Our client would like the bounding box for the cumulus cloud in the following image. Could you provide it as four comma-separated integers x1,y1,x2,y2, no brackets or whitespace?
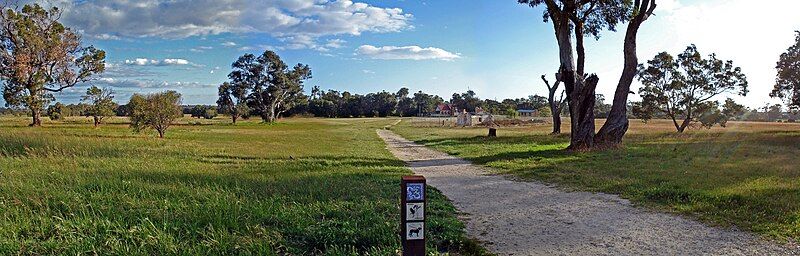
60,0,413,49
355,45,461,61
124,58,194,66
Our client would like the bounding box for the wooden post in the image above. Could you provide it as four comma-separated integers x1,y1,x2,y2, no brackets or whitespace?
401,175,426,256
488,128,497,137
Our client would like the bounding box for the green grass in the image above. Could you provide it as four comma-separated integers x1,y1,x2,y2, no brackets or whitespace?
393,118,800,242
0,116,485,255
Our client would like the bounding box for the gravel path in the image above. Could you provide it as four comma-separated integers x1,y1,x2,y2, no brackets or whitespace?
377,129,798,256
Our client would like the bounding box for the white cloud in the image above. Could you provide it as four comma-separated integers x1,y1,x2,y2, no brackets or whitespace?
61,0,413,49
90,33,121,40
325,39,346,49
91,78,214,89
355,45,461,61
221,41,238,47
124,58,195,66
362,69,375,74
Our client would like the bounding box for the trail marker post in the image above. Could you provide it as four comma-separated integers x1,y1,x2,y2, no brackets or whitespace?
401,175,426,256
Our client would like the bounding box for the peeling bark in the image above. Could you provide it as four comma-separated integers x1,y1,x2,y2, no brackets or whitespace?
568,75,599,150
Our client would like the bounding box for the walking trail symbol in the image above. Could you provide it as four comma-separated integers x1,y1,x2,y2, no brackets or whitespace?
378,126,797,255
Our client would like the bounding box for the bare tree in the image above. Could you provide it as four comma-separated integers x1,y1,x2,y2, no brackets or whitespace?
541,74,566,134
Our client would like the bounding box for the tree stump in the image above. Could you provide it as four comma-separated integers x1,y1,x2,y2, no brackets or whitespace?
488,128,497,137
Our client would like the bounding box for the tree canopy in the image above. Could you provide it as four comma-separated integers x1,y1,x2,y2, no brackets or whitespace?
228,51,310,123
81,86,115,127
771,31,800,110
128,91,183,138
0,4,105,126
635,45,748,132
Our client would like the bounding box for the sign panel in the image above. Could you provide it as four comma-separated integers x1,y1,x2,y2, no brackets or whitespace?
406,183,424,201
401,175,426,256
405,222,424,240
406,203,424,221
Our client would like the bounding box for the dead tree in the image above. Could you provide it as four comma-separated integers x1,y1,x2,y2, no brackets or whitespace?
541,74,566,134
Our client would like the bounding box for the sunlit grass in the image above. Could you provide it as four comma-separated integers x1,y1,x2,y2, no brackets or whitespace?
0,116,484,255
393,118,800,241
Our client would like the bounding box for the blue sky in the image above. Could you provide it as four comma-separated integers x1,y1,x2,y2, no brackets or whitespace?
8,0,800,108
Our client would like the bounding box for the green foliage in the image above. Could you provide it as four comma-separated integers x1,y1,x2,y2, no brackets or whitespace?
517,0,633,39
0,117,484,255
81,86,116,127
128,91,183,138
189,105,218,119
771,31,800,110
636,45,749,132
216,82,249,123
538,106,552,117
413,91,443,116
46,102,64,120
0,4,105,126
229,51,310,123
450,90,482,113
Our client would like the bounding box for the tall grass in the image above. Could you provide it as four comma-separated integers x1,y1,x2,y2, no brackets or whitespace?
0,116,483,255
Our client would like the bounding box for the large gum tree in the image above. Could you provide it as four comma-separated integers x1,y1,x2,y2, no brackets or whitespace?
518,0,656,150
0,4,106,126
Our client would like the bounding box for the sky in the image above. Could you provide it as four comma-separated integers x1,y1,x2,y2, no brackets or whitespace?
4,0,800,108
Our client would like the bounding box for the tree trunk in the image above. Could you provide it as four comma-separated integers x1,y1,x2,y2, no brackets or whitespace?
542,74,562,135
30,109,42,127
677,117,691,133
595,0,656,147
551,109,562,134
232,114,238,124
157,129,165,138
93,116,100,127
574,23,586,77
568,75,598,150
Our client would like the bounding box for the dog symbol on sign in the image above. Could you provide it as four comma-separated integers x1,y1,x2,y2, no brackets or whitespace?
406,222,424,240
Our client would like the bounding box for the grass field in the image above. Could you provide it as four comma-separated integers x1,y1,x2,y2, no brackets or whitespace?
393,118,800,242
0,116,483,255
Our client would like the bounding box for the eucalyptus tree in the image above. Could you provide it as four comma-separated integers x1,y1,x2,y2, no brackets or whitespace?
518,0,657,149
771,31,800,110
81,86,115,127
128,91,183,138
595,0,657,146
635,45,748,133
217,82,249,124
229,51,310,123
0,4,105,126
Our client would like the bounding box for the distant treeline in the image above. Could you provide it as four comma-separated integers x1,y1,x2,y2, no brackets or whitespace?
2,92,796,123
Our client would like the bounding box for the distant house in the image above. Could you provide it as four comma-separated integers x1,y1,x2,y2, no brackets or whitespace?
434,104,454,116
517,109,539,117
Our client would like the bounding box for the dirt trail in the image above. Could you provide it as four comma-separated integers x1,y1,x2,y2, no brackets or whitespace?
377,129,798,256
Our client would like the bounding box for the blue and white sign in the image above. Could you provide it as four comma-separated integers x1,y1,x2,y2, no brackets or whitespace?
406,183,424,201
